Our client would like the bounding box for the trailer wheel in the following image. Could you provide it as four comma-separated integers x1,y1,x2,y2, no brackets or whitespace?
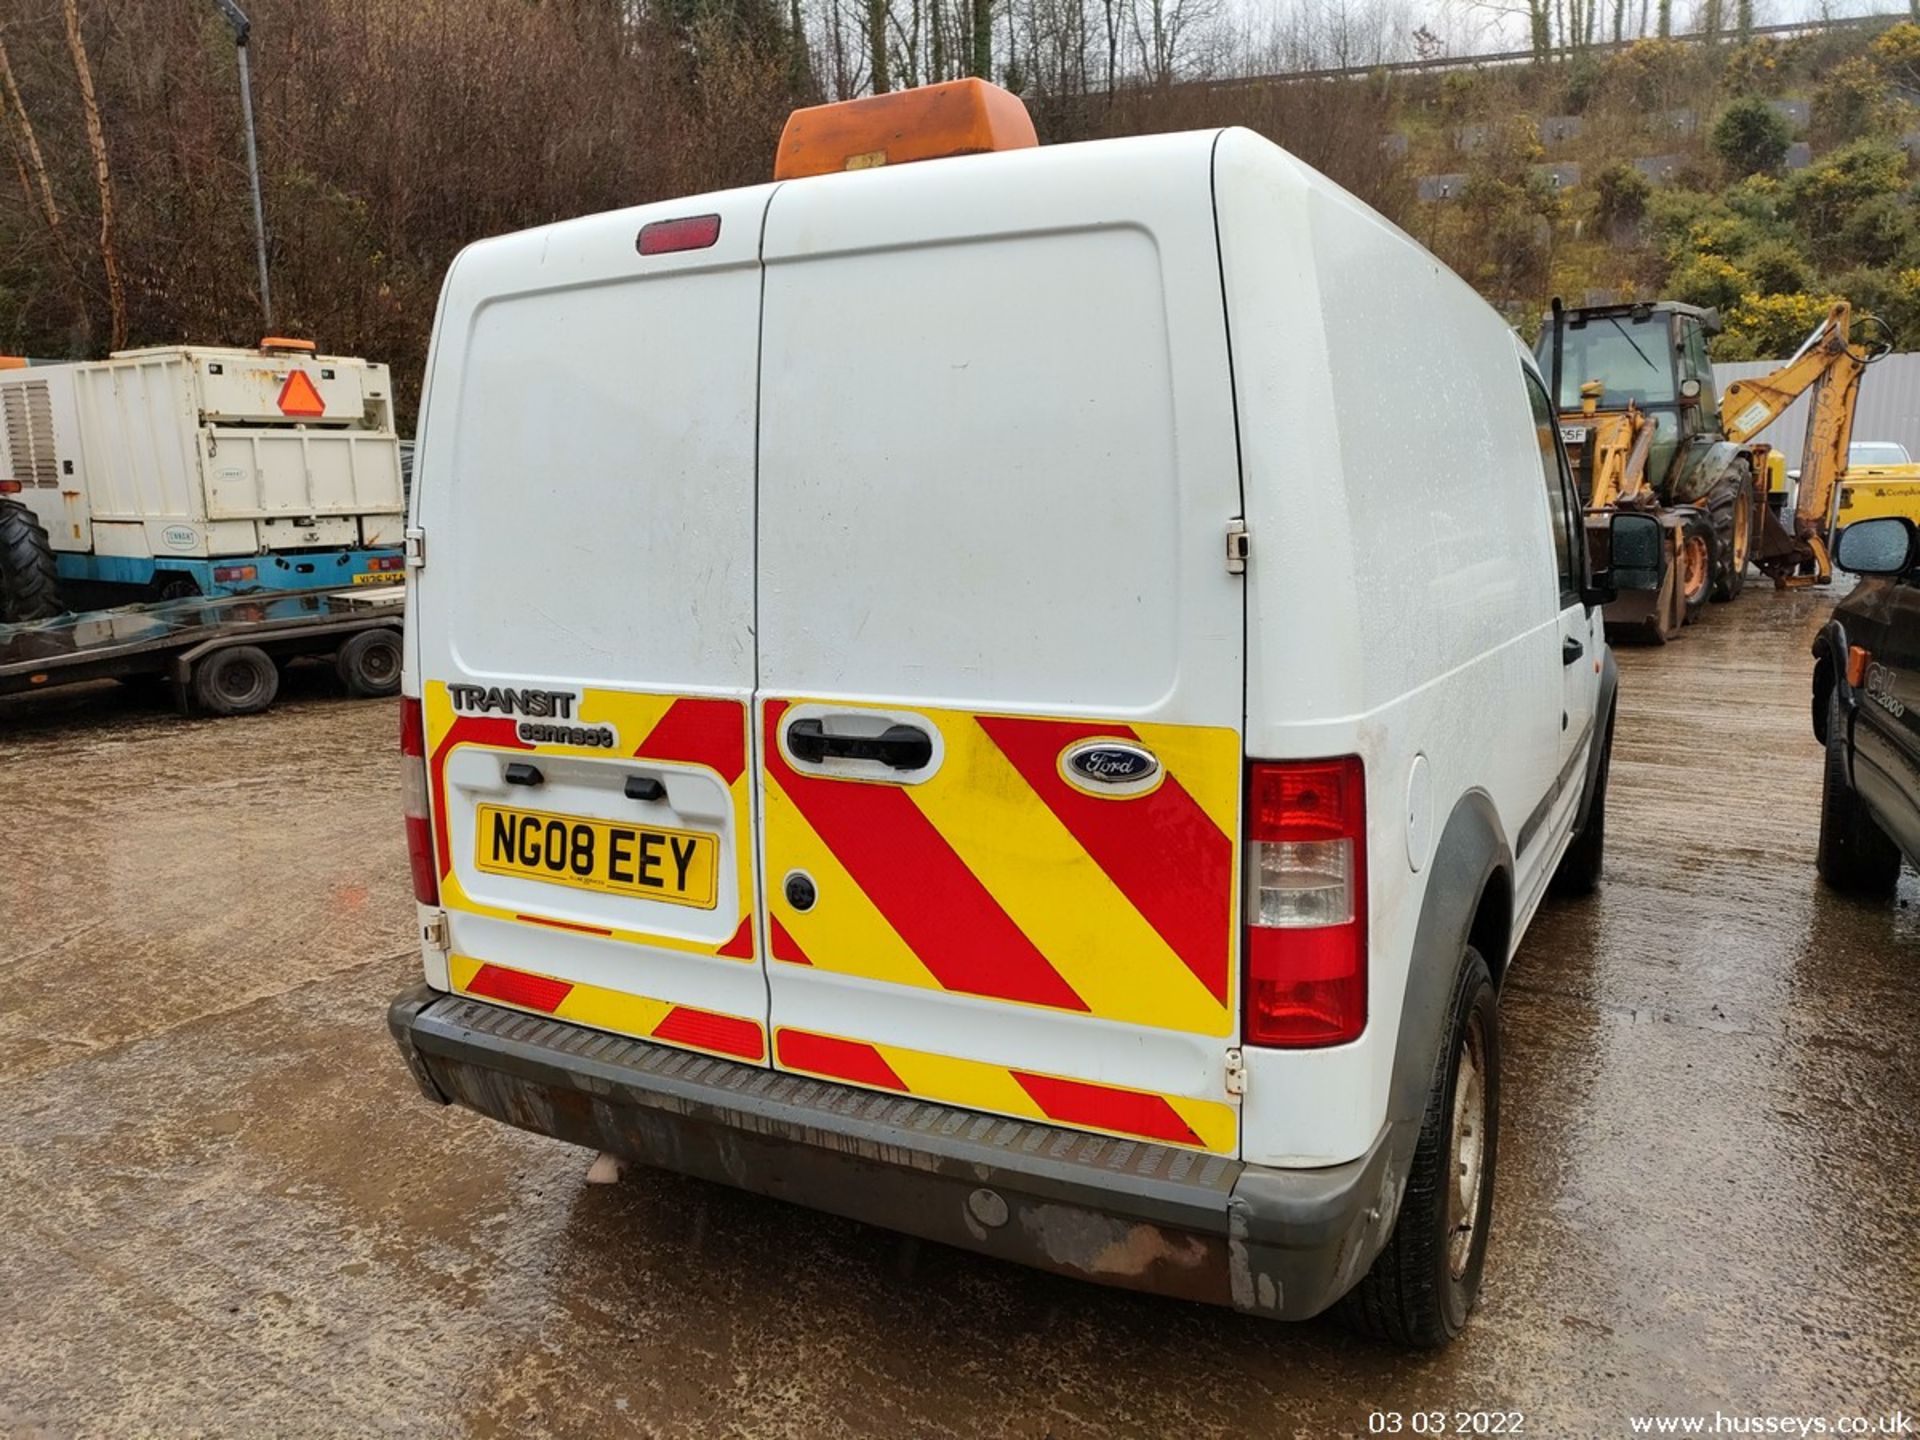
1816,689,1902,896
336,628,402,698
0,497,61,623
192,645,280,716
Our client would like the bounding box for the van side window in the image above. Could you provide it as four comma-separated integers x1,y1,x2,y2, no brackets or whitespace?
1524,371,1581,604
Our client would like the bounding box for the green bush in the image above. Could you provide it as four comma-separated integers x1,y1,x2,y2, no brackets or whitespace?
1723,173,1787,226
1719,291,1841,359
1595,162,1652,230
1743,240,1813,294
1786,140,1912,255
1669,252,1751,310
1811,56,1894,147
1838,192,1919,267
1828,266,1920,346
1712,96,1790,177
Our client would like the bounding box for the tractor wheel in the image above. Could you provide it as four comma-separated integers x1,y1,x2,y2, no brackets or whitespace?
1679,516,1713,624
1710,469,1752,603
0,497,61,623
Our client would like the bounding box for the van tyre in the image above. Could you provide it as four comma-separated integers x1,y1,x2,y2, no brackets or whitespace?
1338,948,1499,1349
1817,689,1901,896
0,497,61,623
192,645,280,716
1550,708,1613,897
336,628,402,698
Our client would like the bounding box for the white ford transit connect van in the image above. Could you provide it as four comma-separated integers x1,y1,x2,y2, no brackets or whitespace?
389,81,1626,1347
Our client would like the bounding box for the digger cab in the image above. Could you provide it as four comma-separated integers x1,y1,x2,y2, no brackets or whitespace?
1538,301,1723,504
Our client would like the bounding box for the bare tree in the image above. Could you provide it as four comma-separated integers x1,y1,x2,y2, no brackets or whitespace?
0,28,59,229
61,0,125,349
868,0,891,90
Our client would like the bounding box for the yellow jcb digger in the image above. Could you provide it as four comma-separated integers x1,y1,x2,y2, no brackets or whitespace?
1538,299,1892,642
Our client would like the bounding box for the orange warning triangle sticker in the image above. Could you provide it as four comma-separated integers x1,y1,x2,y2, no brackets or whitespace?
276,370,327,418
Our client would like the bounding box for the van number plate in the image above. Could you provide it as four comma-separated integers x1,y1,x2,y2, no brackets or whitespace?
475,804,719,909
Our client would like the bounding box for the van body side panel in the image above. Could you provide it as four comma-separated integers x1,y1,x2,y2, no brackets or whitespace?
408,186,779,1064
755,137,1246,1153
1215,130,1562,1167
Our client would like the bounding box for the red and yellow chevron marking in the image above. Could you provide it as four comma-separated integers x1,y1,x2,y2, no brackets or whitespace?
450,955,766,1062
425,682,756,961
774,1026,1236,1152
762,699,1240,1036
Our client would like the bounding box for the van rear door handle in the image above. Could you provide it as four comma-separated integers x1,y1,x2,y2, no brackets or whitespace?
787,718,932,771
1562,636,1585,665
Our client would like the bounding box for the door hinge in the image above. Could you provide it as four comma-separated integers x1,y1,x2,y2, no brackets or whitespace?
1226,519,1249,575
404,526,427,570
421,910,449,951
1224,1046,1247,1098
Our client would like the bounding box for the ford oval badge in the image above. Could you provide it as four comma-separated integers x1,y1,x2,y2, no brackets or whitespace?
1061,740,1161,796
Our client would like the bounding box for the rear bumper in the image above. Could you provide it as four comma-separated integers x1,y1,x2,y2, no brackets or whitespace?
389,984,1404,1322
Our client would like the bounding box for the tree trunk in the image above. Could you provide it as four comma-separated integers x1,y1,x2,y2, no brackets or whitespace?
61,0,126,350
0,31,60,229
1657,0,1671,37
867,0,890,91
970,0,990,79
930,0,945,81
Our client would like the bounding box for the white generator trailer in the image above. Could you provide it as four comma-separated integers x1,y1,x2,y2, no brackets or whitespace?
0,339,406,621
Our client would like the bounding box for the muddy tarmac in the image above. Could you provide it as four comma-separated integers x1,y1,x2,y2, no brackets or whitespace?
1,594,1915,1438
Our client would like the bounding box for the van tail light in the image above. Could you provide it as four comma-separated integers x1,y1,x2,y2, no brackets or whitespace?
401,697,438,905
1244,757,1367,1048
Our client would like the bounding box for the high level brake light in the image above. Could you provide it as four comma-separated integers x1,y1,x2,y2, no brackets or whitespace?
1244,757,1367,1048
402,697,438,905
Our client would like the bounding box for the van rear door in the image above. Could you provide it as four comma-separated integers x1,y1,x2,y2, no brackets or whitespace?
410,187,775,1065
754,138,1247,1153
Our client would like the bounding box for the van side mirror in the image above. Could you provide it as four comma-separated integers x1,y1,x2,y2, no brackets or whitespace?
1833,516,1918,576
1588,510,1664,606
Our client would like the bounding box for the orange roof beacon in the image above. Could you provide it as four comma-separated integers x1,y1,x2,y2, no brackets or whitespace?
773,78,1038,181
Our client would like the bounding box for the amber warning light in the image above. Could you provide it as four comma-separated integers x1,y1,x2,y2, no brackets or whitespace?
774,78,1037,181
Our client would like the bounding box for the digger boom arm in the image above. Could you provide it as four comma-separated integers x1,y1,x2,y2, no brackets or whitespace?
1718,300,1882,587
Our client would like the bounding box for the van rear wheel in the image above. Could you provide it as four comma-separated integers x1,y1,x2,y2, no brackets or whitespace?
192,645,280,716
1337,947,1499,1349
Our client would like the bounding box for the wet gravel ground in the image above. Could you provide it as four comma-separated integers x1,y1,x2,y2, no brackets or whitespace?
1,588,1915,1438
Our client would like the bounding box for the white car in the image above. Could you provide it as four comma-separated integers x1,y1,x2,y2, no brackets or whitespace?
387,80,1624,1348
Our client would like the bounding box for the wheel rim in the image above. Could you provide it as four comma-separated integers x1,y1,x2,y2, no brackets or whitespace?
221,663,264,704
362,643,399,684
1446,1011,1488,1281
1681,533,1710,604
